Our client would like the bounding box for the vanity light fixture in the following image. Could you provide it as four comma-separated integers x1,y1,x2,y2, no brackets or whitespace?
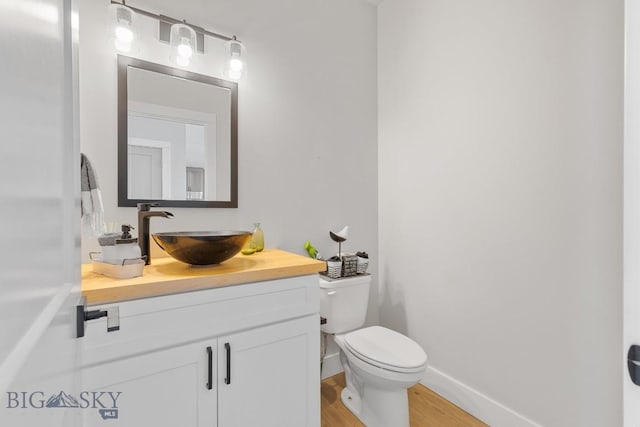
109,0,246,79
170,23,196,67
111,2,135,53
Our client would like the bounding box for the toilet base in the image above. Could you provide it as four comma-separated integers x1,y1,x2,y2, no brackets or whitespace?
342,381,410,427
340,387,362,419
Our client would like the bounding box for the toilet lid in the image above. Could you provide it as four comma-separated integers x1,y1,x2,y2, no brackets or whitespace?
344,326,427,373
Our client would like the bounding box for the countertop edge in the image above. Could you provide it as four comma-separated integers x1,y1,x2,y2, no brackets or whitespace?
82,249,326,305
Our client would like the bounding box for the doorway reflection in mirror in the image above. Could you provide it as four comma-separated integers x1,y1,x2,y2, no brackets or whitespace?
128,113,212,201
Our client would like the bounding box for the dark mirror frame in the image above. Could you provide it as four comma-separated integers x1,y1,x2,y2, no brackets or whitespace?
117,55,238,208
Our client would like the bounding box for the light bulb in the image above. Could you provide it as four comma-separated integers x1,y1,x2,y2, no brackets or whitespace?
115,26,133,43
229,57,243,72
111,4,135,53
170,24,197,67
225,38,246,80
177,42,193,59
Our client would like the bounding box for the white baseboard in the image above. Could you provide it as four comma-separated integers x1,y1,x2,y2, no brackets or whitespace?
321,351,343,380
422,366,543,427
320,353,541,427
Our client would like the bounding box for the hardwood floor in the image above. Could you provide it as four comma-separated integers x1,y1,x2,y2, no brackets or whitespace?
321,373,488,427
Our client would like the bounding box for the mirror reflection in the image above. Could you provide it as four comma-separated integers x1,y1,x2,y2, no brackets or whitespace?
118,56,238,208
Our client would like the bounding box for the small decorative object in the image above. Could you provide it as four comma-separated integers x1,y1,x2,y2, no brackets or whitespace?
304,241,321,259
252,222,264,252
241,240,256,255
329,226,349,256
326,256,342,279
341,254,358,277
356,251,369,274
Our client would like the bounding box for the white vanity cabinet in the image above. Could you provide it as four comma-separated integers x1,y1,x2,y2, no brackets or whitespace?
80,275,320,427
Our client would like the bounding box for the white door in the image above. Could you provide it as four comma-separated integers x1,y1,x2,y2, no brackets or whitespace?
81,341,217,426
625,0,640,425
0,0,82,426
217,317,320,427
128,145,163,199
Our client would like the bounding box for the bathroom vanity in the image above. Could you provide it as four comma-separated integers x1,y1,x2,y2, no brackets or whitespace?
80,249,325,426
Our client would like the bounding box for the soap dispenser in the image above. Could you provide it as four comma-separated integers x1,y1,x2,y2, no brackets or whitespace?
99,224,142,264
117,224,142,260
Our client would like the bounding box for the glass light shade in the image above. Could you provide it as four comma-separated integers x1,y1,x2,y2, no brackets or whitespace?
170,23,197,67
111,4,135,53
225,39,246,80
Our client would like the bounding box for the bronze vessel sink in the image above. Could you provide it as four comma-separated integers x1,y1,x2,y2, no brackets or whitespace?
152,231,252,265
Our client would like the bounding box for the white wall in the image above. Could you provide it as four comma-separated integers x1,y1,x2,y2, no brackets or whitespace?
379,1,622,426
79,0,378,324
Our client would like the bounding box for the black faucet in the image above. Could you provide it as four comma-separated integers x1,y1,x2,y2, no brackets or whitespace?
137,203,173,265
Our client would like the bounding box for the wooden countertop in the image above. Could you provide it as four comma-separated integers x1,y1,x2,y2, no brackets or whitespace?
81,249,326,305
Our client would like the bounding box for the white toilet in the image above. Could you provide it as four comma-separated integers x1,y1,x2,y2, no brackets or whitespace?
319,275,427,427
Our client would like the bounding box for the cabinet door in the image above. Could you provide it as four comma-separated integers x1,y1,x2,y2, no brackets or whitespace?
81,341,217,427
218,316,320,427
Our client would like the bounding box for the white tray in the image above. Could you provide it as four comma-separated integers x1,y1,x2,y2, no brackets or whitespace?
90,254,144,279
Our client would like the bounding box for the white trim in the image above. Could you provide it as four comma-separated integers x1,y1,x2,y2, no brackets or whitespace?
321,355,541,426
0,282,76,395
422,366,542,427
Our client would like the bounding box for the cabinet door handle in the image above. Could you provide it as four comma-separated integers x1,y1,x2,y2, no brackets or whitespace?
206,346,213,390
225,342,231,385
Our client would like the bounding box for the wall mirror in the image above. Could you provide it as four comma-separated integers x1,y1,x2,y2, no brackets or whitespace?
118,55,238,207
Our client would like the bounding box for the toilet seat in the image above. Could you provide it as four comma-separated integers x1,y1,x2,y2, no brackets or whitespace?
343,326,427,374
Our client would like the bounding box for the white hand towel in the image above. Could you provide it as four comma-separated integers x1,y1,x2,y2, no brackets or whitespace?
81,153,105,235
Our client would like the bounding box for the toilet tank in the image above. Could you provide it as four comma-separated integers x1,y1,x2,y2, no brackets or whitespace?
319,274,371,334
